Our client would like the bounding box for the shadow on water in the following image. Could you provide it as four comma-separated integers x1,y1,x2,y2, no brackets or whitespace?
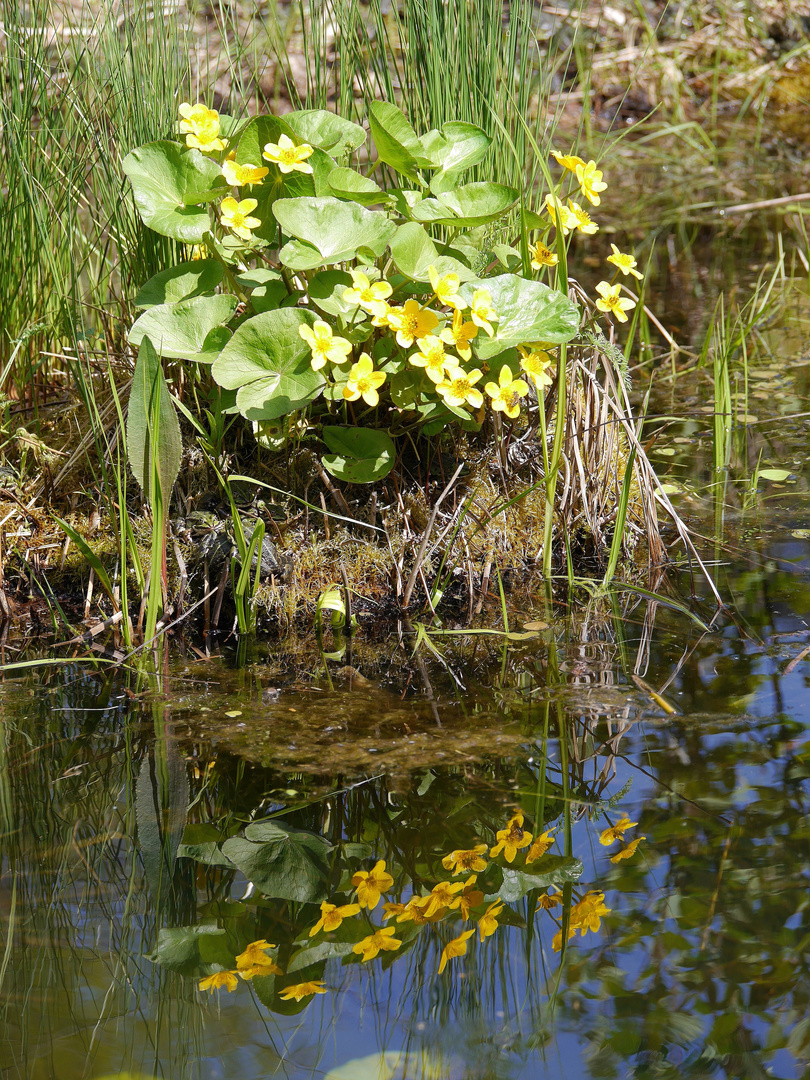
4,125,810,1080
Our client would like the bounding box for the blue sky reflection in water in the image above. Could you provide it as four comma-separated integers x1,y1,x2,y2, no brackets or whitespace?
2,521,810,1080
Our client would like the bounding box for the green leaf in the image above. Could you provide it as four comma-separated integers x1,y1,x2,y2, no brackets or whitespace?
328,167,389,206
497,856,584,903
221,821,331,903
122,142,223,242
459,274,580,359
127,337,183,505
129,294,237,358
428,122,492,194
411,182,518,228
148,925,231,974
135,741,189,912
308,270,355,317
211,308,325,421
368,100,436,177
284,109,366,153
237,268,288,313
389,222,476,282
274,196,397,269
321,426,397,484
134,260,224,308
51,516,116,602
759,468,792,481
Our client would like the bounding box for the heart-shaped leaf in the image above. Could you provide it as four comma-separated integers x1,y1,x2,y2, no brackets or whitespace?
459,274,580,358
428,122,492,194
322,426,396,483
122,142,223,242
369,101,436,178
389,222,476,282
211,307,325,420
328,167,389,206
412,182,518,228
134,259,224,308
274,196,397,268
221,820,331,903
129,294,238,358
284,109,366,153
497,856,584,903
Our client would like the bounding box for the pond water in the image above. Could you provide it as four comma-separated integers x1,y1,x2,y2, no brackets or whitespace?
4,133,810,1080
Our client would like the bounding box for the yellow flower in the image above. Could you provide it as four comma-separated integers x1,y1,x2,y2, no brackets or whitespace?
262,133,314,174
351,858,394,909
552,150,586,173
219,196,261,241
278,980,328,1001
381,901,409,921
371,302,396,328
235,940,276,974
567,199,598,235
490,812,533,863
610,836,646,863
552,926,577,952
599,815,638,846
544,194,576,234
418,880,466,919
529,242,558,269
441,844,488,876
309,900,361,937
571,891,612,933
353,925,402,962
518,345,555,390
387,299,439,348
485,365,529,420
439,308,478,361
299,320,352,370
409,335,448,383
537,892,562,911
178,102,226,153
222,159,269,188
198,970,238,993
525,829,556,865
396,897,439,925
458,875,484,920
575,160,608,206
469,289,498,337
438,928,475,974
342,269,393,317
477,900,504,941
343,353,387,408
436,363,484,410
607,243,643,280
595,281,636,323
428,265,467,310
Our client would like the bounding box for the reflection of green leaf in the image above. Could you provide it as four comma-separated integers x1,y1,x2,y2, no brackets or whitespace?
459,274,580,358
497,856,583,902
122,142,223,241
147,924,230,974
221,820,331,903
322,426,396,484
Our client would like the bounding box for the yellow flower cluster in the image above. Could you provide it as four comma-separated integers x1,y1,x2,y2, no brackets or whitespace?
599,814,646,862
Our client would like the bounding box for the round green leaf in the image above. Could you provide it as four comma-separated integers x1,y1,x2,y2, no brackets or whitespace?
128,294,238,358
122,142,223,242
321,426,396,484
284,109,366,153
328,167,389,206
211,307,325,421
308,270,355,316
389,222,476,282
274,196,397,268
134,260,224,308
460,274,581,359
369,100,436,177
428,121,492,194
221,820,331,903
411,182,518,228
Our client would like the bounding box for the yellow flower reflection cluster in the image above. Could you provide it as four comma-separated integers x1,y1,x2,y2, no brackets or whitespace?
195,806,646,1006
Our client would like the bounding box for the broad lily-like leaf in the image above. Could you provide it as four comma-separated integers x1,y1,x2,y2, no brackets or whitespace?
368,100,437,178
221,819,332,903
129,294,237,359
327,167,389,206
389,222,476,282
411,182,518,228
459,274,580,359
284,109,366,153
274,196,397,270
134,259,224,309
123,141,223,242
321,426,396,484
